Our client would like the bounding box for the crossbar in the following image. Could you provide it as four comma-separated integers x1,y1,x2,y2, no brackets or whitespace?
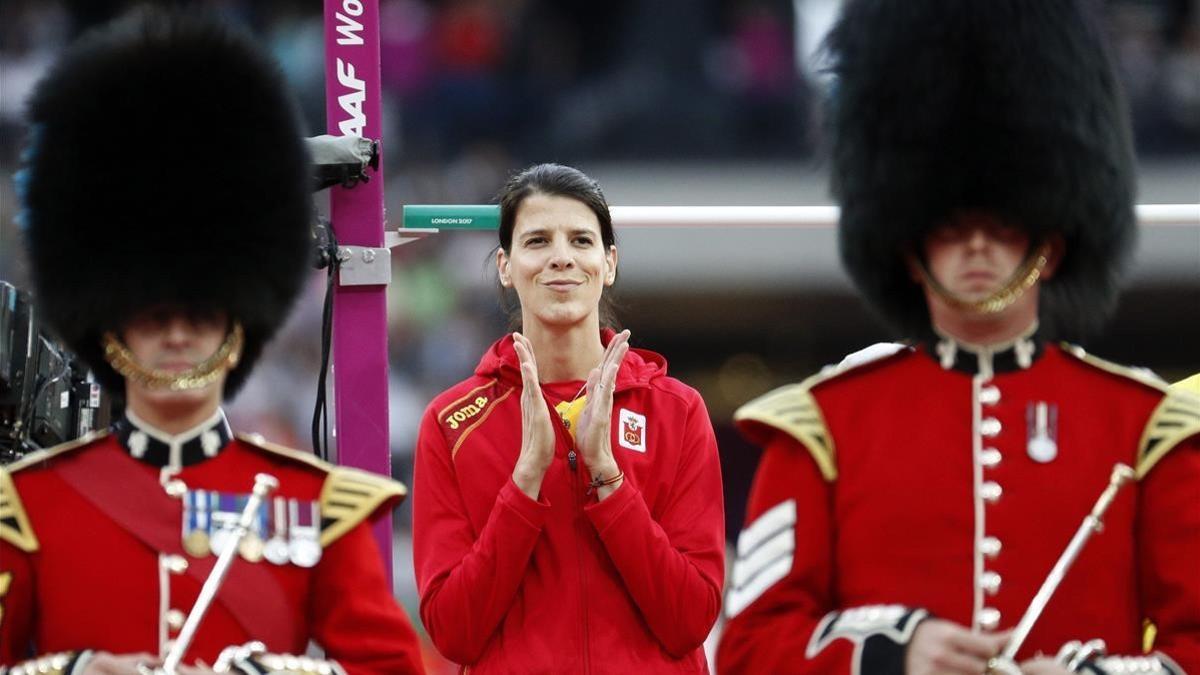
401,204,1199,230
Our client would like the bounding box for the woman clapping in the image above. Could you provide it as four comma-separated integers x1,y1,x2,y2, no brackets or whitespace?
412,164,725,673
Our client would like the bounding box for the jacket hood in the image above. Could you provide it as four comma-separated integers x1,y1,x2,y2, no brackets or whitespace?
475,329,667,391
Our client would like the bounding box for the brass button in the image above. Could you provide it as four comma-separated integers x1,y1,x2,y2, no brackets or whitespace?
981,448,1002,468
978,607,1001,631
981,571,1002,595
166,608,186,630
980,418,1002,437
979,386,1001,405
981,482,1003,503
981,536,1002,558
164,480,188,498
164,555,189,574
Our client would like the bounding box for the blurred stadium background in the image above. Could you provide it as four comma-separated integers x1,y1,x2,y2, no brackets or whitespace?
1,0,1197,670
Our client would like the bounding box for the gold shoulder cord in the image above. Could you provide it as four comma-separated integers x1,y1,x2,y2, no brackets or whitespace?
102,322,243,391
920,243,1051,315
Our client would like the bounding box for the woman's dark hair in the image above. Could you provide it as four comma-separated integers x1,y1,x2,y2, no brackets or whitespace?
495,163,620,330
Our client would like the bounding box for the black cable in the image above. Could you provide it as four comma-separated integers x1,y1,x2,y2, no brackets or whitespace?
311,218,338,461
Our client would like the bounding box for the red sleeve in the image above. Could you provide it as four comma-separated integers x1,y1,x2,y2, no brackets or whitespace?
717,432,925,674
309,520,425,675
0,539,35,664
411,406,549,665
716,432,848,673
583,391,725,657
1137,436,1200,672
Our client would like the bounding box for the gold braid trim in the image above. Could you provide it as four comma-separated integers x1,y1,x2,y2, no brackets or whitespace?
319,467,407,547
920,243,1050,315
0,468,39,553
733,346,909,482
217,642,347,674
102,322,243,391
735,382,838,481
1059,347,1198,479
7,651,78,675
0,571,11,629
1135,389,1200,479
2,432,109,553
234,434,407,547
1171,372,1200,396
251,653,348,675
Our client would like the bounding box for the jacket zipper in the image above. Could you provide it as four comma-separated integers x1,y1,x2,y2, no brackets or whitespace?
557,415,590,675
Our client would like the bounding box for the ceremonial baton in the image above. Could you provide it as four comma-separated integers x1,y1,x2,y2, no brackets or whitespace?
987,463,1136,674
160,473,279,675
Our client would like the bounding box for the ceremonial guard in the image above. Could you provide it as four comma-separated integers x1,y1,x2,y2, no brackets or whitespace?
0,10,424,674
717,1,1200,674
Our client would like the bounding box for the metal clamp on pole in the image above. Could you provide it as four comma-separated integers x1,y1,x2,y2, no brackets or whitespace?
337,204,499,284
336,245,392,286
334,228,440,286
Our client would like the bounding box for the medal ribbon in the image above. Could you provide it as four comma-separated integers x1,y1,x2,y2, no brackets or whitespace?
52,442,299,648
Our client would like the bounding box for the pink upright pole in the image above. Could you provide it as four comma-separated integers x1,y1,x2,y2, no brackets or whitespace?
323,0,393,580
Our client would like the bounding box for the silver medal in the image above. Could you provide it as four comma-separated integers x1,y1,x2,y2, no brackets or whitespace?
1026,401,1058,463
209,492,239,556
287,498,322,568
263,496,291,565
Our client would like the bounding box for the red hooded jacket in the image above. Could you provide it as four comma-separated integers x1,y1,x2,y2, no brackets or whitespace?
413,332,725,673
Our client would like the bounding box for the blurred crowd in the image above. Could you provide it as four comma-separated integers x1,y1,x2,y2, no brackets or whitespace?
1,1,1198,666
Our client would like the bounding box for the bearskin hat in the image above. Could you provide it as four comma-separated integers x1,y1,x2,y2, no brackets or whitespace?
826,0,1137,340
19,8,312,397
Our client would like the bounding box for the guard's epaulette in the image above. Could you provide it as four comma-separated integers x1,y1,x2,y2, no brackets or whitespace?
237,433,407,547
734,345,911,482
1172,372,1200,397
318,466,407,547
1135,388,1200,479
1061,346,1200,478
1,430,110,553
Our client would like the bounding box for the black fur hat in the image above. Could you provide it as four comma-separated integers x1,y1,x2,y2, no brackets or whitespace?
19,8,312,397
825,0,1137,340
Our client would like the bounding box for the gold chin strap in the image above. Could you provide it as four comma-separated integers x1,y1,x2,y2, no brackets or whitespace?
920,243,1051,315
102,322,244,392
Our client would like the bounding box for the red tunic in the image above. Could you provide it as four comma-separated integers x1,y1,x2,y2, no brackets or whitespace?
717,340,1200,674
0,429,425,674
